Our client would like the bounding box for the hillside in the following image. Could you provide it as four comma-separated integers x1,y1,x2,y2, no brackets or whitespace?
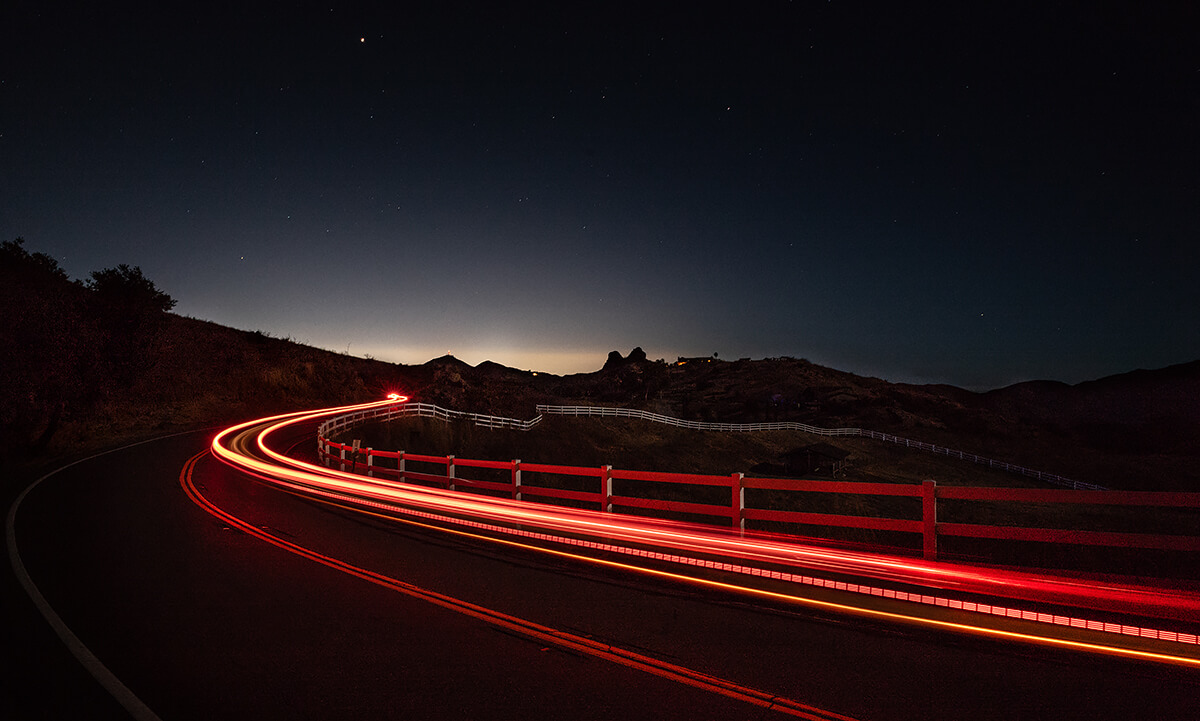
3,237,1197,491
4,310,1196,493
5,316,1199,493
518,351,1200,491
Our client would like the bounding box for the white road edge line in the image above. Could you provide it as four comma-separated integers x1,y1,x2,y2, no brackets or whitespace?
6,429,210,721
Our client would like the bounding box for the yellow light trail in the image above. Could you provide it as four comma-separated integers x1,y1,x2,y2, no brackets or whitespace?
182,451,859,720
209,398,1200,669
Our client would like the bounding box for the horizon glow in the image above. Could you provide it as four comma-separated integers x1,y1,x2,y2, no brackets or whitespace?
5,4,1197,391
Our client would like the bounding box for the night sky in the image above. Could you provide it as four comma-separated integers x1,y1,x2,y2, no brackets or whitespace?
4,2,1198,389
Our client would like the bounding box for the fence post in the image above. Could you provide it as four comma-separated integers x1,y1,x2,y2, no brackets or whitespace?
366,450,374,478
398,451,405,482
602,465,612,512
447,455,455,491
339,446,346,472
512,460,522,501
732,472,745,533
922,480,938,560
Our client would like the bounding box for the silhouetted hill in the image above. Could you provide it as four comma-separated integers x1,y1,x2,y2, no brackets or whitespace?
8,237,1194,492
422,354,474,371
513,352,1198,491
4,282,1197,491
986,361,1200,432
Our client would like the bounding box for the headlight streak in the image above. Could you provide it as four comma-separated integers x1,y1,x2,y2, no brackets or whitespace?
244,472,1200,671
256,409,1200,623
211,400,1200,667
183,451,859,720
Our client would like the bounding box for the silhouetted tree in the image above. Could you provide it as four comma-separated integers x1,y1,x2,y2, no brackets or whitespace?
86,264,176,313
0,242,180,457
0,238,96,454
86,264,177,388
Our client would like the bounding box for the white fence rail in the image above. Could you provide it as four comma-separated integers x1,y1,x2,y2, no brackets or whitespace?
317,402,540,442
317,402,1102,491
535,405,1104,491
536,404,861,435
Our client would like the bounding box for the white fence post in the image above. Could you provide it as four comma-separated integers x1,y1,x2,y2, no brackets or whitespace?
512,460,522,501
398,451,405,482
367,450,374,478
447,455,455,491
602,465,612,512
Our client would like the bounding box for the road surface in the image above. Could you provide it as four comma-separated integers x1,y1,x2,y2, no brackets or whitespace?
7,411,1199,719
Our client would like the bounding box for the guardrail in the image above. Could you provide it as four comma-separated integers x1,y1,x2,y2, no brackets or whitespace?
316,404,1199,564
317,401,541,441
537,405,1105,490
539,404,863,435
321,402,1101,489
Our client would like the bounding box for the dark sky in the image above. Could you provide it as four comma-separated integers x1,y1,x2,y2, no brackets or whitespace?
4,2,1198,389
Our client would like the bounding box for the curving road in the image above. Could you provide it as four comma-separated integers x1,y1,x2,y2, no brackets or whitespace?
7,403,1200,720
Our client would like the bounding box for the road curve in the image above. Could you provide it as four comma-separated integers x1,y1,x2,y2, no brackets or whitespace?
220,400,1200,649
6,403,1200,720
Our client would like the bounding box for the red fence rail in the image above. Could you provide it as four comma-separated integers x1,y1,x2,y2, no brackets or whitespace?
317,438,1200,562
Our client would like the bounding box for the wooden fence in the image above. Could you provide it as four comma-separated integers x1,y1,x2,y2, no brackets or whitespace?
317,434,1200,563
319,402,1103,489
536,405,1104,490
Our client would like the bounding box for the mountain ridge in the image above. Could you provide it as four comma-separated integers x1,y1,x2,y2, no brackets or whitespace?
4,305,1197,492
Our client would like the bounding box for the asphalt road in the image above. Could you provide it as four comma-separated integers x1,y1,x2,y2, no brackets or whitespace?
7,426,1199,720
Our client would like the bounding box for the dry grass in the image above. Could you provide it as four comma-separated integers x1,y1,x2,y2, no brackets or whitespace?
9,305,1196,580
337,415,1200,580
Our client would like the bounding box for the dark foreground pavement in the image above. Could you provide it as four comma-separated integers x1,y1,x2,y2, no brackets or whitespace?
6,428,1199,720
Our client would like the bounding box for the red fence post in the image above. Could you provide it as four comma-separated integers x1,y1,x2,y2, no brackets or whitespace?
732,473,744,532
922,480,938,560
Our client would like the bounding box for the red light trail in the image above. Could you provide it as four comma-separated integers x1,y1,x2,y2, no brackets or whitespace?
209,398,1200,669
182,449,859,720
